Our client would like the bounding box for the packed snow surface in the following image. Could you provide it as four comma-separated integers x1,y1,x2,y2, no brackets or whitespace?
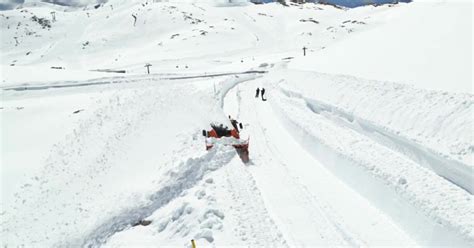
1,0,473,247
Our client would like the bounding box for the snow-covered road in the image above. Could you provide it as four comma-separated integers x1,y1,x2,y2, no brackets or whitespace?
222,72,473,247
223,80,415,246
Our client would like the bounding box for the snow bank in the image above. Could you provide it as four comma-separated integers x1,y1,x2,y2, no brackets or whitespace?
0,73,242,246
271,88,474,246
263,68,474,245
106,153,288,247
273,69,473,177
80,144,236,247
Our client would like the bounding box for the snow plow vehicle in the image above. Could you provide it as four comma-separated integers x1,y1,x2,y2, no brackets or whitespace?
202,120,249,163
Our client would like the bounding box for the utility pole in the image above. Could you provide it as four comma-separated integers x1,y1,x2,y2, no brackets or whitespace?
303,46,307,56
145,63,152,74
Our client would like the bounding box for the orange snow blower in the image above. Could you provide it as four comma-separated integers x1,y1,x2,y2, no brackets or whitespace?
202,122,249,163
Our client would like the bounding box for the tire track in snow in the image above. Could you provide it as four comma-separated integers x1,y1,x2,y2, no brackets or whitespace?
249,92,365,247
217,76,290,246
224,161,288,247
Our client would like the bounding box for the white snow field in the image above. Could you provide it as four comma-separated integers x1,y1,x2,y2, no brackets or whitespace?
1,0,473,247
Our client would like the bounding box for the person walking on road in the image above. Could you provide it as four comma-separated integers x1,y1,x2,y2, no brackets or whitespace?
255,88,260,98
261,88,266,101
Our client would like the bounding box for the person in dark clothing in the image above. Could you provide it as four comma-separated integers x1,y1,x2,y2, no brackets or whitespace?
211,123,230,137
132,14,137,26
261,88,266,101
229,115,239,132
255,88,260,98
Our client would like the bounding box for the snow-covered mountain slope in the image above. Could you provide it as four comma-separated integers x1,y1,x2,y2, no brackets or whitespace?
0,0,379,85
1,0,472,247
290,0,473,92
